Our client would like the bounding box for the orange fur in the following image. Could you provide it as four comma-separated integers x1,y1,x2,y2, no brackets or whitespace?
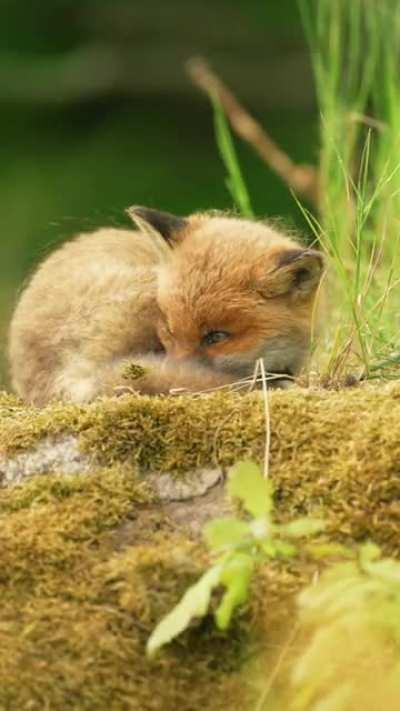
8,209,324,405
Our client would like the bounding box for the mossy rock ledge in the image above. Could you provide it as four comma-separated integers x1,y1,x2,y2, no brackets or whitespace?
1,384,400,710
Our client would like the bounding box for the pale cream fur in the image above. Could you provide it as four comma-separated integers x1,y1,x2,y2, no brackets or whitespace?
8,211,324,405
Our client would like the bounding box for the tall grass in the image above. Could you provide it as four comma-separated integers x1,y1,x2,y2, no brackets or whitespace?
298,0,400,381
213,0,400,383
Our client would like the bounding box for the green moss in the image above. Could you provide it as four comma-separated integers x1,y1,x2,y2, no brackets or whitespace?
0,390,266,470
122,362,148,381
3,384,400,553
3,382,400,557
0,465,255,710
2,384,400,707
0,391,24,416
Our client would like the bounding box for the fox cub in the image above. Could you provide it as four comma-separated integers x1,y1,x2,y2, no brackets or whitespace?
8,208,324,406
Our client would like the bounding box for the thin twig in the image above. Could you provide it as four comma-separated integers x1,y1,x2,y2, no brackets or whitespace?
169,371,294,397
348,112,387,133
310,268,327,349
248,359,261,392
254,623,300,711
186,56,320,209
258,358,271,479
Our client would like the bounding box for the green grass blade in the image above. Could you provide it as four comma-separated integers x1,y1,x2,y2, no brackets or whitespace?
212,95,254,218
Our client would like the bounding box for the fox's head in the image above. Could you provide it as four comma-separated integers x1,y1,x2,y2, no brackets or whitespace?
128,207,324,383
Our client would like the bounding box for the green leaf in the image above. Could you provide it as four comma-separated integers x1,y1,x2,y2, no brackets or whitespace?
260,539,280,558
227,460,274,518
146,564,222,658
271,539,298,558
204,517,250,551
215,554,254,630
279,517,326,539
363,557,400,584
305,542,354,560
259,538,297,559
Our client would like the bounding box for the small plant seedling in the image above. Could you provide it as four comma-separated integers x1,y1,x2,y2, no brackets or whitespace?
146,460,325,657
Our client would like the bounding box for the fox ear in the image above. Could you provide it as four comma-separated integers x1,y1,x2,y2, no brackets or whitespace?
259,249,324,298
126,206,188,243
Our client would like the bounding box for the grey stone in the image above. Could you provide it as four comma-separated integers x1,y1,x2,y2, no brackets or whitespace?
0,435,91,486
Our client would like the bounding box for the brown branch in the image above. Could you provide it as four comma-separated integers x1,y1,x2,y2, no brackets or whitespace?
186,56,320,210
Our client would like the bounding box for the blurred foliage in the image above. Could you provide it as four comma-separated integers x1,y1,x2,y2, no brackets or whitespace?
0,0,317,387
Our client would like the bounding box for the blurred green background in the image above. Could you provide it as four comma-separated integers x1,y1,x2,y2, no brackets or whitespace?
0,0,318,388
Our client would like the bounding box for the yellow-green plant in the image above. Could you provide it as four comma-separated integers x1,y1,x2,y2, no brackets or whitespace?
276,543,400,710
147,461,325,657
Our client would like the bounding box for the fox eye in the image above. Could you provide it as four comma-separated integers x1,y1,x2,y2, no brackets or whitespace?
202,330,231,346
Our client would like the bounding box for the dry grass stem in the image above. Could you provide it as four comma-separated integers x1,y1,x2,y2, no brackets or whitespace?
169,372,294,398
258,358,271,480
254,623,300,711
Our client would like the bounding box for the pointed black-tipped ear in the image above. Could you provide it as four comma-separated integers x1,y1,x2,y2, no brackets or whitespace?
126,206,188,243
260,249,324,298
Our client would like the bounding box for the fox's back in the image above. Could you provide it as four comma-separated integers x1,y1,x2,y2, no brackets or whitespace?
8,227,162,403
